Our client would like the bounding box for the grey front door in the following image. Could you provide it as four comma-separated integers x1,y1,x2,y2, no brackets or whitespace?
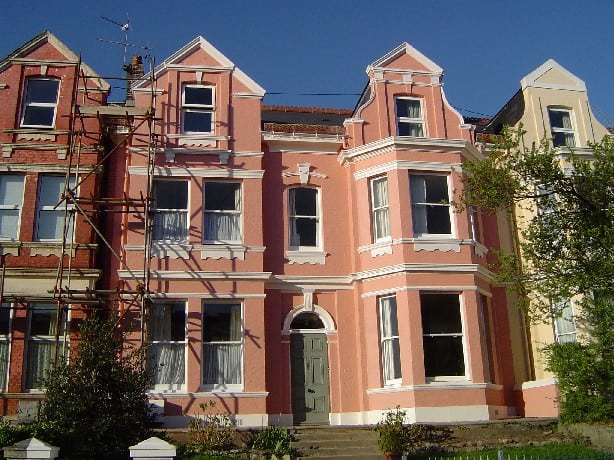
290,333,330,424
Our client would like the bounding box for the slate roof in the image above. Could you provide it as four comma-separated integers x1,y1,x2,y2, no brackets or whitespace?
261,105,351,135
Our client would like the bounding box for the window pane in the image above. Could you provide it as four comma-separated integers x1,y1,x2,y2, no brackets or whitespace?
426,206,452,234
421,294,461,334
155,181,188,209
37,210,65,240
396,99,421,118
292,188,317,216
25,79,59,104
0,176,24,205
290,312,324,329
147,342,185,385
423,336,465,377
0,303,10,335
184,86,213,106
382,338,402,381
30,304,62,336
398,122,424,137
149,303,185,341
424,176,449,203
38,176,67,207
203,304,241,342
0,211,19,239
153,211,188,241
294,218,317,246
183,111,212,133
205,182,240,211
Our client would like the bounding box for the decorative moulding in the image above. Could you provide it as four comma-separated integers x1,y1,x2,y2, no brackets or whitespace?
200,244,246,260
357,240,393,257
17,131,56,142
474,242,488,257
28,242,76,257
128,165,264,179
414,238,461,252
0,241,20,256
286,250,327,265
151,242,192,259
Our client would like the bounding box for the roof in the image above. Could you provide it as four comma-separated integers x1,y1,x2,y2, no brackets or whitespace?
0,30,109,92
261,105,350,136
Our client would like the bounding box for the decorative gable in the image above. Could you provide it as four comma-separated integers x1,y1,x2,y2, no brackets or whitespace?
520,59,587,92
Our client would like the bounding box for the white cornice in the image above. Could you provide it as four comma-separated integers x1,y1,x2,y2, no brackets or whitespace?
165,64,233,72
127,166,264,179
0,163,98,174
361,285,483,298
352,263,493,281
339,136,481,165
353,160,460,180
267,275,353,291
366,42,443,75
150,292,267,299
118,270,271,281
520,58,586,92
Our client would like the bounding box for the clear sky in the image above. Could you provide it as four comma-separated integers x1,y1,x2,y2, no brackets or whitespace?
1,0,613,123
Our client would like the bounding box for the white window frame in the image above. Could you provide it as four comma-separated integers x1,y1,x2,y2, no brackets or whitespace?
548,107,576,148
395,97,425,137
202,302,243,391
553,299,577,343
24,303,69,390
147,301,187,391
370,176,391,243
0,175,25,241
35,175,76,242
410,174,453,237
203,181,242,244
181,84,215,134
378,295,402,386
152,179,189,242
288,187,321,250
420,293,467,381
20,77,61,128
0,303,12,390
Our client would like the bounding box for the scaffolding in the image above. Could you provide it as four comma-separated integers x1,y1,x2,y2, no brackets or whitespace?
0,54,161,371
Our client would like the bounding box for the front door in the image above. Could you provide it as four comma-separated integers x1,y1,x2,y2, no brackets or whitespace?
290,333,330,424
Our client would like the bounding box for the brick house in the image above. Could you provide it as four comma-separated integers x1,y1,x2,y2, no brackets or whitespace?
0,31,109,416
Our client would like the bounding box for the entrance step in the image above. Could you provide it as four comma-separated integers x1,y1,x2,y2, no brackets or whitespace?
291,426,382,459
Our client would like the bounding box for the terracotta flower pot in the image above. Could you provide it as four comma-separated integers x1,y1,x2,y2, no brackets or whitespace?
384,452,402,460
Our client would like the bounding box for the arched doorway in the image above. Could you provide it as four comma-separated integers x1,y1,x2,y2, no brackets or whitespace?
289,312,330,424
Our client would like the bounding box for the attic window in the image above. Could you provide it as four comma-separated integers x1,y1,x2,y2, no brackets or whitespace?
395,97,424,137
20,78,60,128
182,85,214,133
548,108,575,147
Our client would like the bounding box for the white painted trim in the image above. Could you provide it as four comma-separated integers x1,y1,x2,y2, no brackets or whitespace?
0,163,96,174
118,270,271,281
353,263,494,281
282,304,336,333
267,275,353,291
361,285,485,299
353,160,460,180
150,242,192,259
520,59,586,92
366,42,443,74
517,378,558,391
201,244,246,260
149,292,266,299
150,390,268,398
286,250,327,265
127,166,264,179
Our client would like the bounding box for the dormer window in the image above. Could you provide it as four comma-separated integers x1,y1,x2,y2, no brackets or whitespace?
20,78,60,128
182,84,214,133
395,97,424,137
548,108,575,147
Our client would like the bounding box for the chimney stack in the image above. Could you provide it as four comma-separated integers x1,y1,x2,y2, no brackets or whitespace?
124,55,144,106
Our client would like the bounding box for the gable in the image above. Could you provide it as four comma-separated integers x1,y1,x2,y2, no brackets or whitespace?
520,59,586,92
133,36,265,97
367,42,443,74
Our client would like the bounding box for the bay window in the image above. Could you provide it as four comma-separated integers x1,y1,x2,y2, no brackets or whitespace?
410,174,452,236
371,176,391,242
378,296,402,385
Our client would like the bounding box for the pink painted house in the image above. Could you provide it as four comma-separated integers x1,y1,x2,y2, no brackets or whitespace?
104,37,531,427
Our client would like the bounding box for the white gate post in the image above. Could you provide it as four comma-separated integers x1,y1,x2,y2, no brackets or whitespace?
129,436,176,460
3,437,59,460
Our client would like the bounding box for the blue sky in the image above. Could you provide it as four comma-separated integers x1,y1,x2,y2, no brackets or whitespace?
1,0,613,123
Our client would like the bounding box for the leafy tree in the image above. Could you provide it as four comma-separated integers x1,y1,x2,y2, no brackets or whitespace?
457,126,614,422
39,315,155,459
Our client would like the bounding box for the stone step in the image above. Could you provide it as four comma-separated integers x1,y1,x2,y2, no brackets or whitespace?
291,426,382,459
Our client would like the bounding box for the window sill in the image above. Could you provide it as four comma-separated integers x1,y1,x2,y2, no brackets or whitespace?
0,240,20,256
166,133,230,149
286,250,327,265
413,236,460,252
150,384,186,392
200,384,244,393
151,242,192,259
200,244,246,260
26,242,80,257
357,239,393,257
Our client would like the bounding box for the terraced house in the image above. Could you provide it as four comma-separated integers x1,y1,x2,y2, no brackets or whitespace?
0,30,606,427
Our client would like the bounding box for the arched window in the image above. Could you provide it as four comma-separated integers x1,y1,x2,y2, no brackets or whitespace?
290,312,325,330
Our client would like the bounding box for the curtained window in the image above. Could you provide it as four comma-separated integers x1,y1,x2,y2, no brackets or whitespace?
25,303,68,390
421,293,465,379
370,177,391,242
182,85,214,133
378,296,402,385
153,180,189,242
202,303,242,387
395,98,425,137
553,299,577,343
410,174,452,236
0,175,25,240
147,302,186,388
289,187,319,248
0,303,11,390
35,175,76,241
548,108,575,147
203,182,242,243
20,78,60,128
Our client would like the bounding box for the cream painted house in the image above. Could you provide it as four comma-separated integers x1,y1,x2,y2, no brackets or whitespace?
480,59,609,417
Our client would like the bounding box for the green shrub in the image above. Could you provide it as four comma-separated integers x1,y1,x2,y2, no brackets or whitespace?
187,401,235,452
250,426,293,458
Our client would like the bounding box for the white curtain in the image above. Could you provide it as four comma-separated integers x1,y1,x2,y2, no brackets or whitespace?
372,178,390,240
410,176,428,234
203,305,242,385
25,339,65,389
147,343,185,385
153,211,187,241
204,213,241,241
380,297,401,382
554,300,576,343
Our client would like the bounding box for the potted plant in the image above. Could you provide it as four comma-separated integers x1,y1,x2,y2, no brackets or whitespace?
374,406,407,460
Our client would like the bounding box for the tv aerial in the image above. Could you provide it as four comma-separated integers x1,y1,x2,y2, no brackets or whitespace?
98,14,151,65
